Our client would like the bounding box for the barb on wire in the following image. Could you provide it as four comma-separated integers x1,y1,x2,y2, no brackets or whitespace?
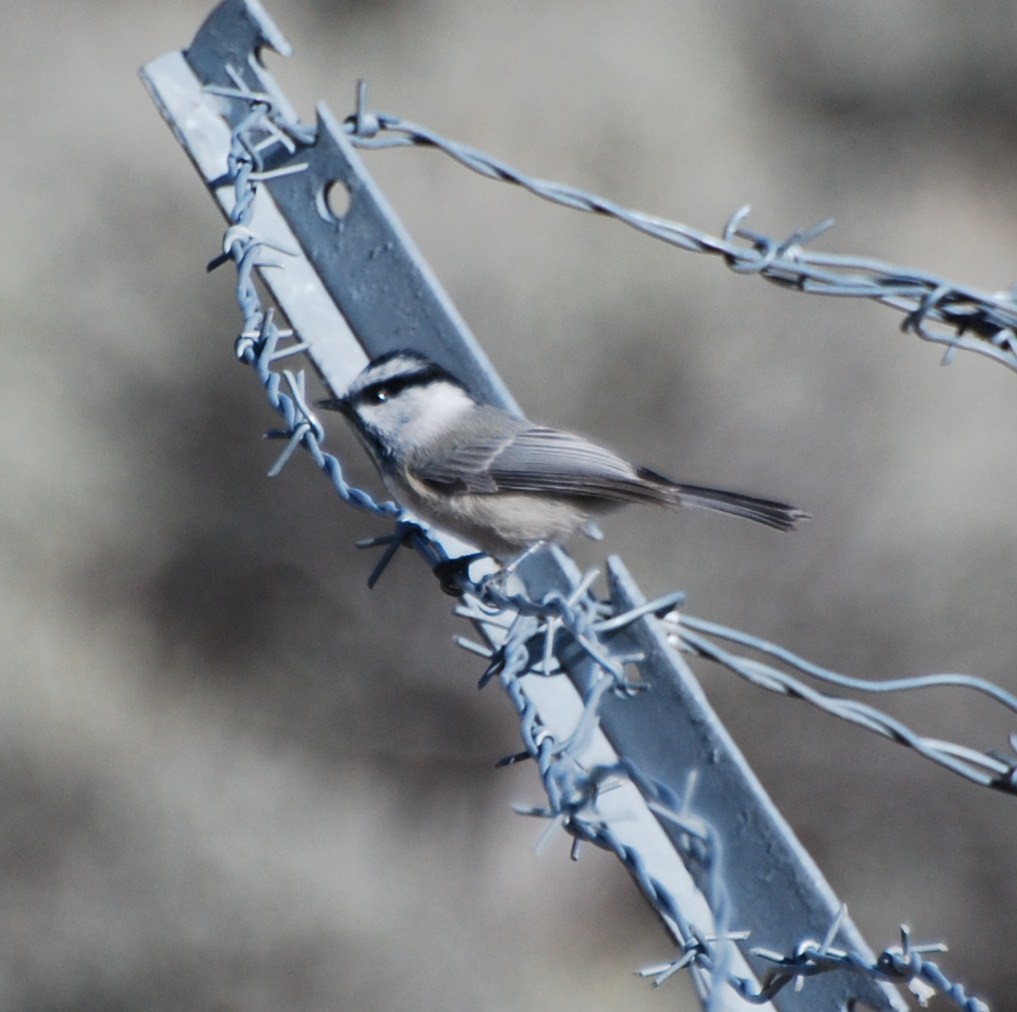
752,915,989,1012
343,91,1017,373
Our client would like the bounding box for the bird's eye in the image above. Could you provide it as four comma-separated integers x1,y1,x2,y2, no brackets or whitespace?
367,386,389,404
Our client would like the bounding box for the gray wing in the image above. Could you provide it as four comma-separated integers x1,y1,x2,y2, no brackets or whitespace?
412,422,807,530
415,425,673,504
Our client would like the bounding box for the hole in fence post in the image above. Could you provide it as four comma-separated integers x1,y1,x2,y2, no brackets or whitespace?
318,179,352,222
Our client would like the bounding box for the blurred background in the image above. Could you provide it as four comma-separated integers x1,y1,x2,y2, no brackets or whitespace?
4,1,1017,1008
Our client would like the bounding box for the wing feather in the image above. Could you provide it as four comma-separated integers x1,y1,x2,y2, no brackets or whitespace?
409,419,807,531
414,425,673,504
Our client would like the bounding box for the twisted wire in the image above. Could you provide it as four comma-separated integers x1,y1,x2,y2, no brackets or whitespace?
670,613,1017,793
458,578,994,1009
210,81,401,525
344,103,1017,373
752,919,989,1011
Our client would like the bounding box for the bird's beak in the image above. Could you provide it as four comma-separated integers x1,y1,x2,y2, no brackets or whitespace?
316,396,351,417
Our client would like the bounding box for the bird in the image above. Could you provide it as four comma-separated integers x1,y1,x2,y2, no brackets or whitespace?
317,350,808,562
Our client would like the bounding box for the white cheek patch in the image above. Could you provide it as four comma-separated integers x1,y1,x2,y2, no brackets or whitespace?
390,382,475,442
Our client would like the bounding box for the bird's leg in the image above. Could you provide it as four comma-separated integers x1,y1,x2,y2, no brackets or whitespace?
474,539,549,600
502,539,548,578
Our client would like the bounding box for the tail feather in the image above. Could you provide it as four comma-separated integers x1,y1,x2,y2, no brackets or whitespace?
634,467,808,531
673,482,809,532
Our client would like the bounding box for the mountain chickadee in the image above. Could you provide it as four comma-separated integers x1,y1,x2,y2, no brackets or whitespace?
318,350,808,561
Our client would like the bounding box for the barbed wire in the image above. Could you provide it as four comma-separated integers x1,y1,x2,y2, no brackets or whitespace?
748,912,989,1011
453,583,745,1009
200,73,1000,1009
453,573,991,1009
670,612,1017,793
342,84,1017,375
207,78,404,526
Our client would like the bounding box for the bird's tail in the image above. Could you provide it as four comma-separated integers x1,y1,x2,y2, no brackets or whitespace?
636,469,809,532
674,483,809,531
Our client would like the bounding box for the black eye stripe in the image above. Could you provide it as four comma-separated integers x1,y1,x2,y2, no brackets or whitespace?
354,365,450,406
